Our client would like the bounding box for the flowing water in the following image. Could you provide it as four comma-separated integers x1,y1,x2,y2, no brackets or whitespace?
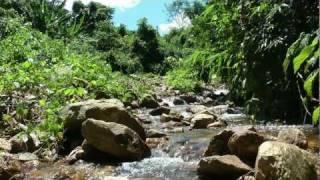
24,92,320,180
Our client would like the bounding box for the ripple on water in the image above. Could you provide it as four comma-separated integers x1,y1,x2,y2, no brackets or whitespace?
115,150,198,180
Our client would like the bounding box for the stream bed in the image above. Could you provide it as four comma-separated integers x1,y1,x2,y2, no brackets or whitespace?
24,90,320,180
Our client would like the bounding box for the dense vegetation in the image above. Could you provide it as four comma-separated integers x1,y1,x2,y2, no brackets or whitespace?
0,0,319,147
164,0,319,123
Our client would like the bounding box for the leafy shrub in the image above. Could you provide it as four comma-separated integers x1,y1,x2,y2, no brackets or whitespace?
283,32,319,124
165,67,200,92
0,23,150,143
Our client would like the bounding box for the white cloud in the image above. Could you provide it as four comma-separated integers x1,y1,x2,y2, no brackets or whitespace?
65,0,141,11
159,13,191,35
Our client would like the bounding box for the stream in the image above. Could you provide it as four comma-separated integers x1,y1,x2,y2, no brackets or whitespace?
23,87,320,180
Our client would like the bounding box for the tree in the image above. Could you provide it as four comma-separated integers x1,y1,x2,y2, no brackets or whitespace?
166,0,207,20
132,18,163,72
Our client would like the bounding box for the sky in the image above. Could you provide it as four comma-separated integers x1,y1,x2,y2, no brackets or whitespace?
65,0,191,35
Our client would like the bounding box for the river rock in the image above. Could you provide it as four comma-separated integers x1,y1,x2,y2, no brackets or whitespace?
210,105,229,115
255,141,318,180
0,153,22,180
10,133,39,153
140,94,159,108
0,138,11,152
204,129,234,156
82,119,151,161
149,106,170,116
66,146,85,164
228,129,266,163
197,155,252,179
187,105,208,114
130,101,139,109
160,113,183,123
202,97,214,105
146,129,167,138
277,128,308,149
207,120,228,128
238,172,255,180
173,98,184,105
146,137,169,149
60,99,146,139
204,126,257,157
180,93,197,103
190,113,217,129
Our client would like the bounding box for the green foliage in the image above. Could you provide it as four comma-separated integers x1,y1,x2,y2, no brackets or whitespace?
283,32,319,124
0,22,150,142
313,107,320,124
166,68,200,92
166,0,318,121
293,38,318,73
132,18,164,72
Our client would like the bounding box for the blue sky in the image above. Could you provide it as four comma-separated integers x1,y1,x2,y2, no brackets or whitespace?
113,0,172,31
65,0,189,34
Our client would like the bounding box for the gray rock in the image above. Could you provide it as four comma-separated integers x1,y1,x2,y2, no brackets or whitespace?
228,129,266,162
0,138,11,152
10,133,39,153
204,129,234,156
210,105,229,115
255,141,318,180
160,113,183,123
198,155,252,178
140,94,159,108
187,105,208,114
207,120,228,128
149,106,170,116
277,128,308,149
66,146,85,164
0,152,22,179
60,99,146,139
191,113,217,129
82,119,151,161
180,93,197,103
146,129,167,138
173,98,184,105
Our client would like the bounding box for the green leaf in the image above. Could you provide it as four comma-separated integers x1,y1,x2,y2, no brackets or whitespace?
39,99,46,107
303,71,318,97
22,61,32,69
293,38,318,73
312,107,320,124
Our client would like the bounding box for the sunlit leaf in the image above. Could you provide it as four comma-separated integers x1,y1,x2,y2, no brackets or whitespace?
293,38,318,73
303,71,318,97
312,107,320,124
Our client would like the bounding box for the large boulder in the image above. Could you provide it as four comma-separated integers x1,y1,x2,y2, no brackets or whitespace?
190,113,217,129
255,141,318,180
197,155,252,179
228,129,268,163
277,128,308,149
82,119,151,161
60,99,146,139
204,129,234,156
204,126,258,157
139,94,159,108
